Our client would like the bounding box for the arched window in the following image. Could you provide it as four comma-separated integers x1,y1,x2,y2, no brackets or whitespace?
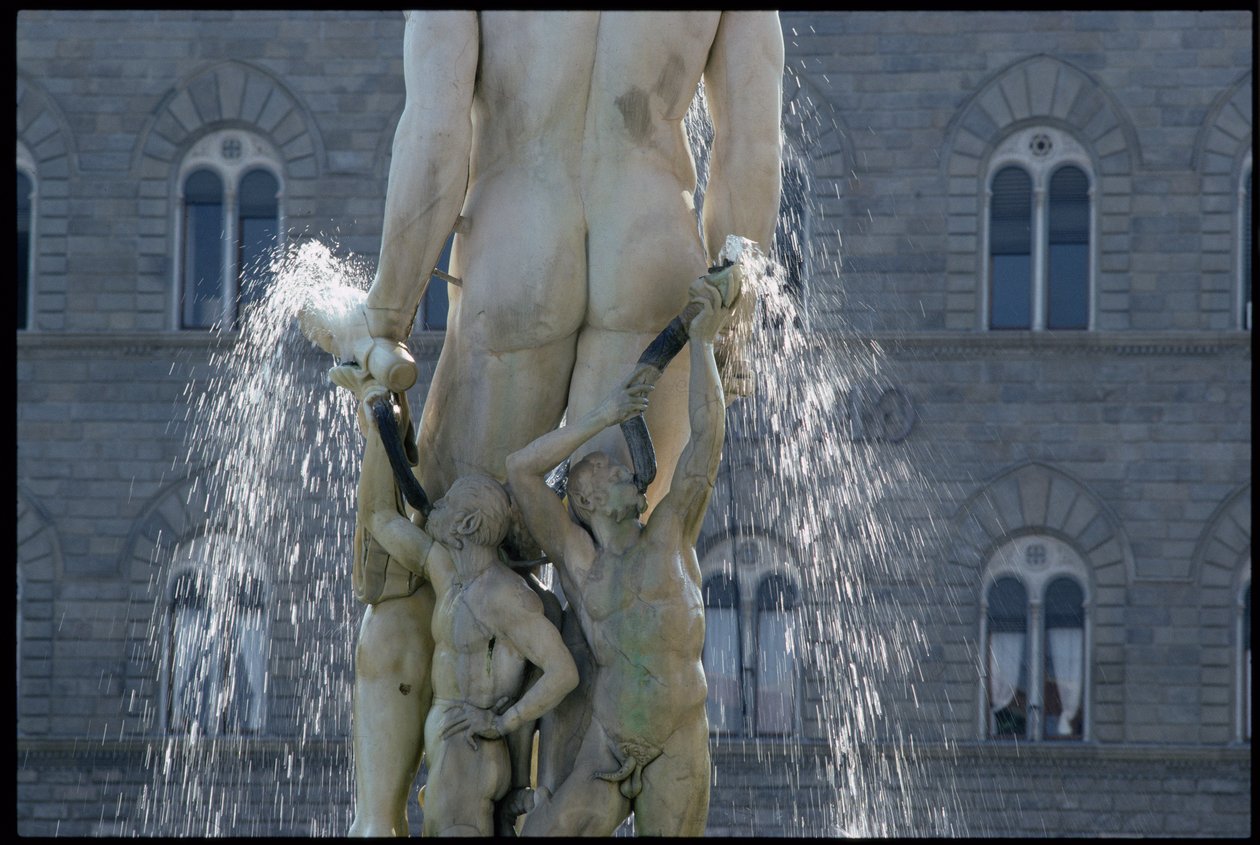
699,535,801,737
164,534,269,736
177,130,283,331
984,128,1094,331
1043,577,1086,739
980,535,1092,741
985,576,1029,739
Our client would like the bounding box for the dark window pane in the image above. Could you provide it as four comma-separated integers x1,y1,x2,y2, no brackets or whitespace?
422,234,454,330
18,171,32,330
1047,166,1090,330
182,169,224,329
1045,577,1084,629
236,169,280,327
989,167,1032,329
987,577,1028,631
1044,577,1085,739
704,572,739,609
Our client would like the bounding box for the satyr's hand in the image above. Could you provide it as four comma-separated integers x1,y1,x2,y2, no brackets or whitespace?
595,365,655,428
438,702,501,751
502,787,535,818
329,363,392,435
687,274,733,343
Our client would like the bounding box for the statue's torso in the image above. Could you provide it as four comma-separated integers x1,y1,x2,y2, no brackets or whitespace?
577,535,707,747
430,564,527,709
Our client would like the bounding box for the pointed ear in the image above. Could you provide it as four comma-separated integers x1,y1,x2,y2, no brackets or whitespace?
457,511,481,537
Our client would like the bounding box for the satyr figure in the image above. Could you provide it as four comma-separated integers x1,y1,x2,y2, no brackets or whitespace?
506,274,735,836
333,364,579,836
316,11,783,834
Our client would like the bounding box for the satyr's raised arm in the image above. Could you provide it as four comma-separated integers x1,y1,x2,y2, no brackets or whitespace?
651,280,729,544
332,366,437,578
505,374,651,571
365,11,479,342
701,11,784,264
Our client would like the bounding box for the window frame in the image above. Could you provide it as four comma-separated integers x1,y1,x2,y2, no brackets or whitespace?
173,130,285,332
978,534,1093,742
17,142,37,332
980,127,1097,332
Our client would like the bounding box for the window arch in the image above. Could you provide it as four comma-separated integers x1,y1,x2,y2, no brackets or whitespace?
176,130,283,331
699,534,801,737
163,533,270,737
17,142,36,332
983,127,1095,331
980,534,1091,741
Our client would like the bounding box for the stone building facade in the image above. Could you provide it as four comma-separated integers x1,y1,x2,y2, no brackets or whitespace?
16,11,1251,837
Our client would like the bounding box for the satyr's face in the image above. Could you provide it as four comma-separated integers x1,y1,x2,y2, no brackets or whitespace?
595,459,646,522
425,497,462,547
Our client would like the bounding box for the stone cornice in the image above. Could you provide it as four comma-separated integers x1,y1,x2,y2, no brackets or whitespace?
16,737,350,763
706,737,1251,765
16,331,448,357
19,330,1248,360
834,330,1253,359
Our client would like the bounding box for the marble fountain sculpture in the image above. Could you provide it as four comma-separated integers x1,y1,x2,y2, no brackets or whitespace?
298,10,786,837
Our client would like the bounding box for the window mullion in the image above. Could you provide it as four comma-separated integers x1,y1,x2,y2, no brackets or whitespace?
1028,600,1044,740
742,594,755,736
1083,600,1094,741
223,184,239,330
978,600,990,738
1032,185,1048,332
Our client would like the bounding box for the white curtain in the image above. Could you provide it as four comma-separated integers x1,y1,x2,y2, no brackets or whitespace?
703,607,741,732
235,608,268,732
988,631,1025,714
1048,627,1084,736
756,609,795,734
170,605,211,733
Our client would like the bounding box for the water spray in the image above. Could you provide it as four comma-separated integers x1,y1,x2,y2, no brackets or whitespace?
297,286,419,393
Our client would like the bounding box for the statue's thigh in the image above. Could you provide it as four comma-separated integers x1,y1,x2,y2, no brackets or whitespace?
633,720,711,836
523,725,628,836
422,736,511,836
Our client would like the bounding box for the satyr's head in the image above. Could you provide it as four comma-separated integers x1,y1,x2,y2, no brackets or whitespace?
566,452,646,529
428,474,512,557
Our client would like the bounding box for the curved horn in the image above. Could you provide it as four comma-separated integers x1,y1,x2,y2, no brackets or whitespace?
368,394,432,517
